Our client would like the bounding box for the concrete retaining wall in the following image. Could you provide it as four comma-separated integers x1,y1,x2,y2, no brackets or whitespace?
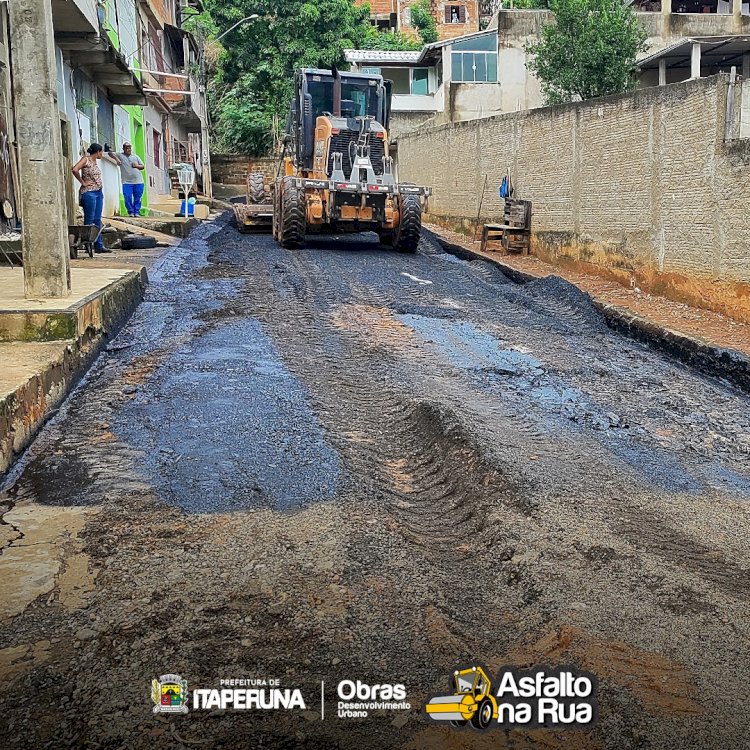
0,269,147,343
398,75,750,322
0,269,147,476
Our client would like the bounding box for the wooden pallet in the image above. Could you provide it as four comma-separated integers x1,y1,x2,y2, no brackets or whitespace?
480,199,532,255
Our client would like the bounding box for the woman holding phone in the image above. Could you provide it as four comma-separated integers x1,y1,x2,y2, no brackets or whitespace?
72,143,110,254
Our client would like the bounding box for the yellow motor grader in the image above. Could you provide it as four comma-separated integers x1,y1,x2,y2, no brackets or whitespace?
272,68,431,252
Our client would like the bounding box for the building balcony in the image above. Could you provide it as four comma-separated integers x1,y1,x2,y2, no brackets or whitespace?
391,93,440,113
55,33,146,106
51,0,100,35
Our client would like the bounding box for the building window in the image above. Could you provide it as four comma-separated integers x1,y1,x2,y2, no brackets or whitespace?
445,4,467,23
412,68,429,95
379,67,434,95
153,129,162,168
450,34,498,83
384,67,410,95
97,91,115,150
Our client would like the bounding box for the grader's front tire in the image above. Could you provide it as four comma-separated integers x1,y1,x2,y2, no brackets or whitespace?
276,176,306,249
392,193,422,254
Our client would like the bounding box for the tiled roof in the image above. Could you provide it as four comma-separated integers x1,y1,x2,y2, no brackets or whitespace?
344,49,423,64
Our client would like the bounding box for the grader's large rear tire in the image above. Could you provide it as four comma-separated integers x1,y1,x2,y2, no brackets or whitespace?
392,193,421,254
248,172,267,204
275,176,306,249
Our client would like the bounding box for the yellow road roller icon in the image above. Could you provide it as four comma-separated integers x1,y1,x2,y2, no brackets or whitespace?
425,666,498,730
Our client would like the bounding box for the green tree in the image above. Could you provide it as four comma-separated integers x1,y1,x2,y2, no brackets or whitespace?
410,0,439,45
526,0,647,105
203,0,377,154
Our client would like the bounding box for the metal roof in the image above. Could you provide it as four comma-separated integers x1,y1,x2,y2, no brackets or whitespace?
639,35,750,70
346,28,499,67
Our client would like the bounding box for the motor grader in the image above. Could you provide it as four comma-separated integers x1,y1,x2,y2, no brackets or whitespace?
272,68,431,252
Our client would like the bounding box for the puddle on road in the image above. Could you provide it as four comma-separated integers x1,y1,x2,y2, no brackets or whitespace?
114,318,342,513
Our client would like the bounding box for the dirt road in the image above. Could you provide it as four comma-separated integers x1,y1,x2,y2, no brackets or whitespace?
1,216,749,749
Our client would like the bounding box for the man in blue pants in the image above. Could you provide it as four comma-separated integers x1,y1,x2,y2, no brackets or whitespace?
108,142,146,217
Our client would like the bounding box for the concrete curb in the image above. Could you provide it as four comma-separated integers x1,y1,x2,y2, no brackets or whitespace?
0,268,148,476
432,233,750,393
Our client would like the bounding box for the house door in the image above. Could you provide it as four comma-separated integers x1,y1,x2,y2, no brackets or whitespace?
59,116,76,226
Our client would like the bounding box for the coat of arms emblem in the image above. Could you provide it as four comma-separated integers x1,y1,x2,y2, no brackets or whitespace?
152,674,189,714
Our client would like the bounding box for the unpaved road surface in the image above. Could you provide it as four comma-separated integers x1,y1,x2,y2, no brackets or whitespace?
1,217,749,749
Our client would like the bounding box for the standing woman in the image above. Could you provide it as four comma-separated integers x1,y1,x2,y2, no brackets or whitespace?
72,143,110,254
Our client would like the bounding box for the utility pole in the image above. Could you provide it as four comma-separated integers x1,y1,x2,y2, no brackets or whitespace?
197,28,213,199
8,0,71,298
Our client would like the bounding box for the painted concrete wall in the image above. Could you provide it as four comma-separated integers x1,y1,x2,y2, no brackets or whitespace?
144,103,170,196
496,11,547,113
57,58,124,218
398,74,750,322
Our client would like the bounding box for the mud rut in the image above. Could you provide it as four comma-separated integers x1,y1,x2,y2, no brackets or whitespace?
0,217,749,750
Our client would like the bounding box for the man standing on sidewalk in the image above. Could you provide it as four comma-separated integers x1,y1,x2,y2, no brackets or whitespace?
107,143,146,217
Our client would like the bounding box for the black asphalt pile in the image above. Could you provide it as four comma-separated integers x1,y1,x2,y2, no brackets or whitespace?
523,274,610,335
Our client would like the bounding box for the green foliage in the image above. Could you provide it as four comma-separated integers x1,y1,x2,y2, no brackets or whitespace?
181,8,218,39
526,0,647,105
203,0,378,155
410,0,439,45
361,28,422,51
210,97,275,157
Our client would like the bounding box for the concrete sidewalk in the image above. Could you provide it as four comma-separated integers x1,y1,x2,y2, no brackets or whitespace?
427,224,750,392
0,264,149,475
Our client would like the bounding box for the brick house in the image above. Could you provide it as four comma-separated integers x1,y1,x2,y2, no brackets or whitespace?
358,0,481,40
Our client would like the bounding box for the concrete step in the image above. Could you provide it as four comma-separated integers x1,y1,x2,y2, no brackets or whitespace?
0,267,146,342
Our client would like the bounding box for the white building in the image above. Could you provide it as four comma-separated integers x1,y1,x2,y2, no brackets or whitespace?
348,7,750,140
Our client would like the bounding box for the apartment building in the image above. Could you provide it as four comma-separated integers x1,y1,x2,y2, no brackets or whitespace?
137,0,210,204
359,0,481,40
3,0,209,233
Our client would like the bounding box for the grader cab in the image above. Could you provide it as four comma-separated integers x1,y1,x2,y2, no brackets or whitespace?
272,68,431,252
